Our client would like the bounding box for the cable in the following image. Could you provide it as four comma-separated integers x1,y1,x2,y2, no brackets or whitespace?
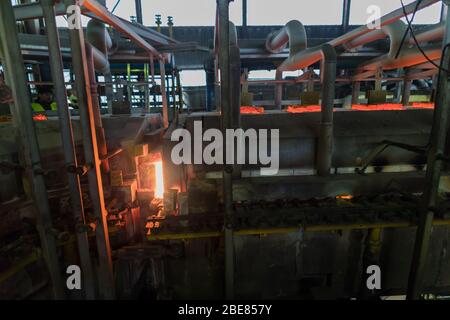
395,0,423,59
399,0,450,74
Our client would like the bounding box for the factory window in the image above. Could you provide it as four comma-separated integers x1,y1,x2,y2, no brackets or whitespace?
349,0,442,25
180,70,206,87
247,0,344,25
248,70,276,80
247,70,305,80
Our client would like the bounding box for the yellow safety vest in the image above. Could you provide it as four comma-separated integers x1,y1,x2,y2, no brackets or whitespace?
32,102,57,112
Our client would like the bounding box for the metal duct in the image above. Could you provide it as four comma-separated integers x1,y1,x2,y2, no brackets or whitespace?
357,44,442,72
277,0,440,72
265,20,307,56
87,19,113,55
89,43,110,74
344,20,407,53
408,22,445,44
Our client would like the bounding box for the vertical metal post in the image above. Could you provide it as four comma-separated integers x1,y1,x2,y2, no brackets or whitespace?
242,0,247,27
149,55,157,109
407,1,450,300
144,63,150,112
159,58,169,127
86,45,109,173
402,79,412,106
218,0,235,300
0,0,65,299
175,69,184,110
206,58,216,111
135,0,143,24
64,0,115,299
42,0,95,300
317,44,337,177
171,71,177,118
375,68,382,91
275,70,283,109
105,72,113,114
351,81,360,105
342,0,351,33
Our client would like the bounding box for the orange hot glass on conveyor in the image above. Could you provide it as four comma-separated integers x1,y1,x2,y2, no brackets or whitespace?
240,106,265,114
410,102,435,109
351,104,404,111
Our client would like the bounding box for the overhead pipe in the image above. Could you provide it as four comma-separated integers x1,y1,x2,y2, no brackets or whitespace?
82,0,162,59
87,17,115,113
265,20,307,55
408,22,445,45
266,20,307,109
357,44,442,72
86,43,110,173
344,20,407,52
277,0,440,72
317,44,337,177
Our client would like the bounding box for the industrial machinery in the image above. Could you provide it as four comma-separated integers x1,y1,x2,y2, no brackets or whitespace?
1,0,450,300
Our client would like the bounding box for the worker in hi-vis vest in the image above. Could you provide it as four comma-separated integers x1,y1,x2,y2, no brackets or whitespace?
31,86,57,112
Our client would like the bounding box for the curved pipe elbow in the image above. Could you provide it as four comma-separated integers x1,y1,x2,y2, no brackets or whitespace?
265,20,307,56
86,42,110,74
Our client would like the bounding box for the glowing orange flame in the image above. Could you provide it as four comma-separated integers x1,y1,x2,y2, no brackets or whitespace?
240,106,265,114
153,161,164,199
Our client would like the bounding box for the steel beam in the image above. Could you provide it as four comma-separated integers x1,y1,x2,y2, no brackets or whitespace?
64,0,115,299
42,0,96,300
0,0,65,299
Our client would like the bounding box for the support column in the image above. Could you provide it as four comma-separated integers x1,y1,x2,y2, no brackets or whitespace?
0,0,65,299
407,1,450,300
218,0,235,300
42,0,95,299
317,44,337,177
159,58,169,128
342,0,351,33
275,70,283,109
175,69,184,110
64,0,115,299
402,79,412,106
351,81,360,105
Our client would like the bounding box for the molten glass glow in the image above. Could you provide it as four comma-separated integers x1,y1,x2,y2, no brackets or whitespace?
154,161,164,199
240,106,265,114
411,102,435,109
286,105,322,113
351,104,404,111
